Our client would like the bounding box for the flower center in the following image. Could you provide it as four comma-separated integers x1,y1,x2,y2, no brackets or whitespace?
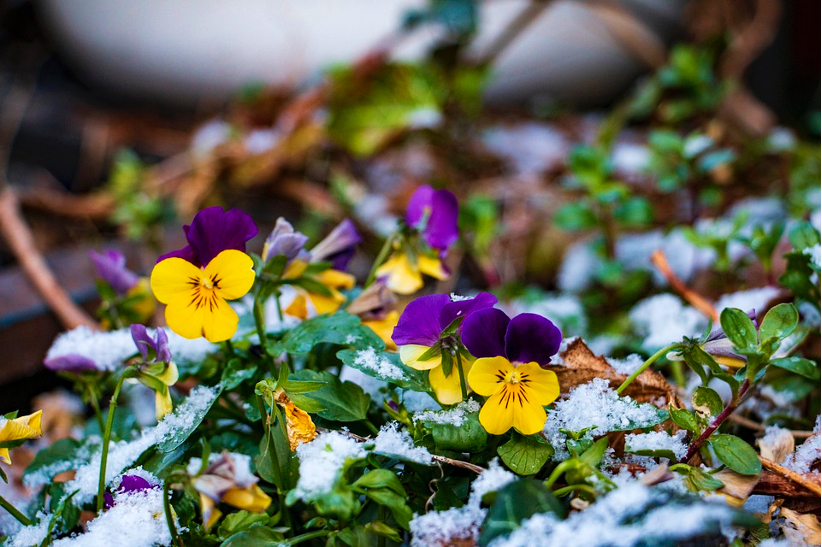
201,276,214,289
504,370,522,384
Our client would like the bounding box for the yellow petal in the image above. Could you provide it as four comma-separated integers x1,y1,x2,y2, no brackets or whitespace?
155,362,179,387
206,250,256,301
164,290,239,343
222,484,272,513
317,269,356,290
468,357,512,397
201,295,241,343
0,448,9,465
283,401,317,451
478,390,516,435
127,278,157,323
283,259,309,280
155,389,173,421
418,254,449,280
285,290,309,319
307,288,346,315
362,311,399,351
0,410,43,465
375,254,423,295
163,289,207,340
200,494,221,530
516,362,560,406
150,258,203,304
512,399,548,436
429,359,473,405
399,344,442,371
715,356,746,369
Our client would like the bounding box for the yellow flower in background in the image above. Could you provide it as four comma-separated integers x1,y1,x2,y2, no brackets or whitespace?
0,410,43,464
284,266,356,319
375,252,448,295
362,310,400,351
275,390,317,451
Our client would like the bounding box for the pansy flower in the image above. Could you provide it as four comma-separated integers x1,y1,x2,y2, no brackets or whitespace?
0,410,43,464
392,292,497,404
463,309,561,435
347,280,399,350
89,250,155,328
668,310,757,370
189,451,272,530
151,207,257,343
130,325,178,420
376,185,459,295
104,472,159,508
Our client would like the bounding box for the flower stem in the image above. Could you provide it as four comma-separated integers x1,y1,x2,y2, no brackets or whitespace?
365,234,395,287
252,294,269,354
0,493,31,526
163,481,182,547
287,530,331,545
455,350,468,401
679,378,750,464
616,343,679,395
552,484,597,498
87,386,105,433
544,460,576,489
96,369,128,512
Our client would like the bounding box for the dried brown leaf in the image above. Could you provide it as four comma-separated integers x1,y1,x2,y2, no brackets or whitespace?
780,507,821,545
757,428,795,463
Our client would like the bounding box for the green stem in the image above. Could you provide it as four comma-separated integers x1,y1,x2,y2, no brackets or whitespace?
616,344,679,395
362,420,379,436
269,403,293,531
365,234,396,287
253,294,269,355
544,460,576,489
455,350,468,400
96,370,129,512
223,339,236,357
553,484,597,498
0,493,31,526
163,482,182,547
87,386,105,433
287,530,331,545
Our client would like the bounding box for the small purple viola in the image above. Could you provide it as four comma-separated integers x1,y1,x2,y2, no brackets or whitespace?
130,324,172,364
393,292,497,404
262,217,311,264
406,185,459,251
104,473,158,508
309,219,362,271
89,250,140,295
461,309,562,367
130,325,178,420
158,206,258,267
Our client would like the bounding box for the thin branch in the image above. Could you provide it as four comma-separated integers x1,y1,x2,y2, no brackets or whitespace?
758,456,821,497
651,249,719,322
727,414,816,439
477,0,555,65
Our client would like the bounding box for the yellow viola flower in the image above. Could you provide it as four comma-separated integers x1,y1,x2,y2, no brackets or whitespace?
347,281,400,350
275,390,317,450
0,410,43,464
362,310,400,351
375,252,448,295
284,267,356,319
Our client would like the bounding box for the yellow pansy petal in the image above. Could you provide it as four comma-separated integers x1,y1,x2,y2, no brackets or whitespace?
201,295,241,343
516,363,560,406
150,258,203,304
418,254,449,280
478,391,515,435
283,401,317,451
0,448,9,465
127,278,157,322
0,410,43,442
362,311,399,351
200,494,221,530
155,389,173,421
715,356,746,369
155,362,179,387
399,344,441,371
164,292,207,340
308,288,346,315
467,357,512,397
205,250,256,301
429,359,473,405
285,290,309,319
376,254,423,295
512,400,547,436
222,484,272,513
283,259,309,280
317,269,356,290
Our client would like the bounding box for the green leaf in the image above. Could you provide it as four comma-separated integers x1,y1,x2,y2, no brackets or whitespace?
221,525,285,547
669,407,700,433
221,359,258,391
274,312,384,355
158,385,222,452
431,412,488,453
758,303,798,345
497,433,553,476
282,380,327,394
614,196,653,227
770,357,821,380
337,349,427,391
671,464,725,492
218,511,271,538
554,202,598,231
289,370,370,422
579,436,609,468
692,386,724,417
709,434,762,475
477,479,563,546
23,438,84,484
719,308,758,351
788,221,820,250
353,469,413,529
365,521,403,543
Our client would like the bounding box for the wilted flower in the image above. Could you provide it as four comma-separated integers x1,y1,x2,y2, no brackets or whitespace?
393,293,496,404
309,218,362,271
130,325,178,420
347,281,399,350
375,185,458,295
190,452,272,530
151,207,257,343
275,390,317,450
463,309,561,435
0,410,43,464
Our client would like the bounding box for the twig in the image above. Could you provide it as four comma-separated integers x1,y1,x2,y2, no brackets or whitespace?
477,0,555,65
758,456,821,497
727,414,816,439
584,0,667,69
651,249,719,322
329,428,483,474
0,189,99,330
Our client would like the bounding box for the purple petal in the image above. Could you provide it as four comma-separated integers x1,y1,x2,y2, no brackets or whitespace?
310,219,362,271
504,313,562,366
104,492,115,509
423,189,459,250
130,324,154,361
461,308,510,359
154,327,172,363
89,249,140,295
438,292,498,331
161,207,258,267
44,354,100,373
405,185,436,227
391,294,451,347
263,217,310,263
118,474,154,493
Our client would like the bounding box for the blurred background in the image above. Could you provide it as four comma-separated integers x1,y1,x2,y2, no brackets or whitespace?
0,0,819,408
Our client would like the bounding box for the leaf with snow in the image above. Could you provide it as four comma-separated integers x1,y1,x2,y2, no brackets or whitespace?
337,347,427,391
273,312,384,355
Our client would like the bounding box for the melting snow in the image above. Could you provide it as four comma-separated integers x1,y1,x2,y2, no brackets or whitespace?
293,431,367,501
372,422,433,465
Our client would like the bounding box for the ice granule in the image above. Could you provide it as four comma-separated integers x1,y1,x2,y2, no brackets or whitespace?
353,348,405,380
543,379,662,460
449,293,473,302
414,399,481,427
469,459,515,503
372,422,432,465
629,294,705,350
624,430,688,461
293,432,367,501
782,430,821,475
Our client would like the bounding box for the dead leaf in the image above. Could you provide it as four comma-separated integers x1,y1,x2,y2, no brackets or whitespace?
757,428,795,463
780,507,821,545
714,468,760,506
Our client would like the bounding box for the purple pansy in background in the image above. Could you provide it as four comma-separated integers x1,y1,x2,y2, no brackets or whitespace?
104,473,158,508
89,249,140,295
406,185,459,251
461,309,562,367
158,206,258,267
262,217,311,264
393,292,497,404
309,219,362,271
130,324,172,364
